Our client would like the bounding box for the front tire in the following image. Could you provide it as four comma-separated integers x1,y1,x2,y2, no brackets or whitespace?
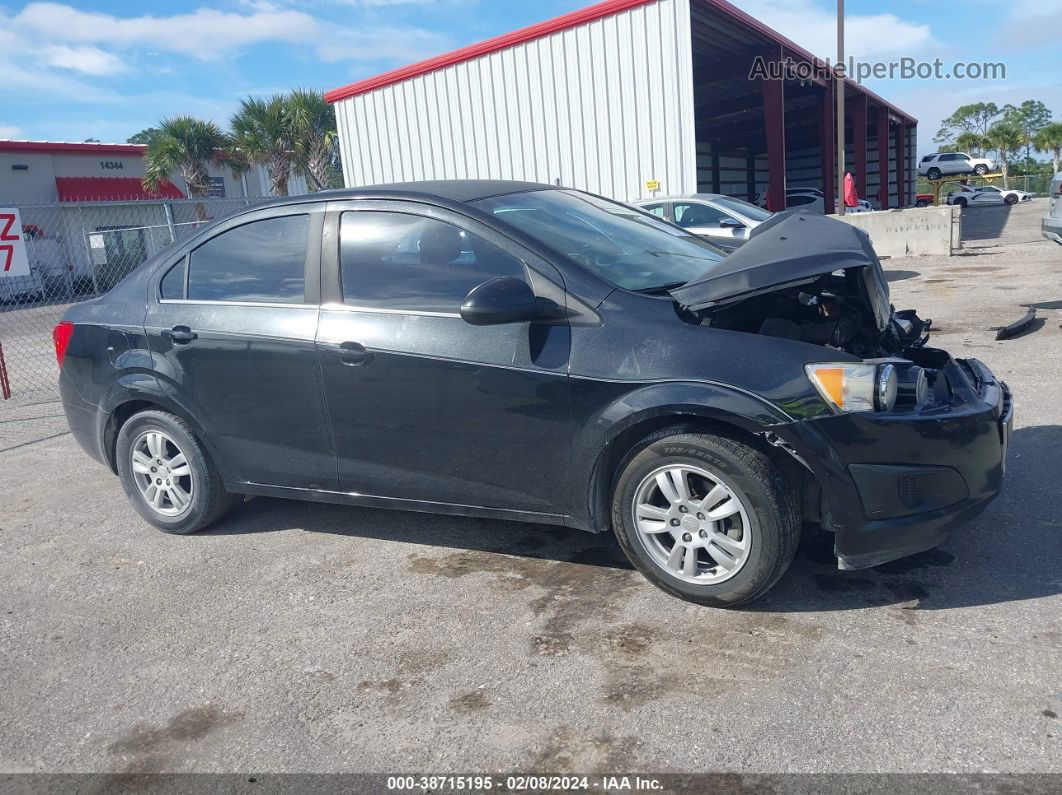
115,409,237,535
954,197,968,208
974,164,989,176
1004,194,1018,205
611,430,799,608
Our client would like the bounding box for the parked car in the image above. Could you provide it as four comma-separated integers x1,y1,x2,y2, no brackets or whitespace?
635,194,772,248
56,182,1012,608
945,184,1032,208
915,194,934,208
918,153,995,180
1045,172,1062,245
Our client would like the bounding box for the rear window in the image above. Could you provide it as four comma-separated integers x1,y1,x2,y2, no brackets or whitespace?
187,215,308,304
712,196,772,222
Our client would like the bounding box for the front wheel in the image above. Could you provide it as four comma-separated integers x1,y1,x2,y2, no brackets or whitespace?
974,164,989,176
1004,194,1018,205
611,430,799,608
953,197,968,208
115,409,238,535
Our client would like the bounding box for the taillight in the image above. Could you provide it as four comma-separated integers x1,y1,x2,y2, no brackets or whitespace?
53,321,74,367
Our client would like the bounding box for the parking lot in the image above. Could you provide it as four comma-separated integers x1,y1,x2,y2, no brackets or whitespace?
0,199,1059,775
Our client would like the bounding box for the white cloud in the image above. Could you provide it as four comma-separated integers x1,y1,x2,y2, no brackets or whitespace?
731,0,934,60
14,3,321,59
0,123,22,138
40,45,125,76
316,26,451,63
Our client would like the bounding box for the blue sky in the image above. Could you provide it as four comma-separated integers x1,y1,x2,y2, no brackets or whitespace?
2,0,1059,155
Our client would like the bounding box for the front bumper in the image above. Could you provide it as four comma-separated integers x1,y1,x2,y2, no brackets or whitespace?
775,358,1012,569
1043,216,1062,246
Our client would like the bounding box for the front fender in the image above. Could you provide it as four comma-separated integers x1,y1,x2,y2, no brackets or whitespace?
568,378,793,532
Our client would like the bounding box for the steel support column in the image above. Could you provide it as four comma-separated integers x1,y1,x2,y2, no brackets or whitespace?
895,122,907,208
760,57,786,211
850,94,868,206
711,148,721,194
877,109,891,209
820,81,836,215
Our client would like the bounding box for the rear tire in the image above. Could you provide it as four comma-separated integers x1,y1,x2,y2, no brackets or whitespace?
115,409,238,535
611,430,799,608
927,167,942,180
954,197,968,208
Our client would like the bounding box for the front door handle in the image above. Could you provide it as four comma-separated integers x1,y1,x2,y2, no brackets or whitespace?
338,341,374,366
162,325,197,344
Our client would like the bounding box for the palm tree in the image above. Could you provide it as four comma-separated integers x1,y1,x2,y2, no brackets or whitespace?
142,116,228,199
954,130,986,158
984,121,1025,188
1033,122,1062,175
230,95,294,197
288,89,339,191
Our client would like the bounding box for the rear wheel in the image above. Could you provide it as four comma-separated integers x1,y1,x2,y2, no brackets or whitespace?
927,167,942,180
611,430,799,608
115,409,237,535
954,197,968,208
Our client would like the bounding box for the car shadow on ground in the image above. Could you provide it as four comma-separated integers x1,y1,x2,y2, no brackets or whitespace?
204,425,1061,612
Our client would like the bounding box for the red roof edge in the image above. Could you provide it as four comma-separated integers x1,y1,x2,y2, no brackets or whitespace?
55,177,184,202
0,140,146,155
324,0,915,125
324,0,655,103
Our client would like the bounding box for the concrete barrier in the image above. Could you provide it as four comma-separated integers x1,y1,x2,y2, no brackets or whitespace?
829,205,960,257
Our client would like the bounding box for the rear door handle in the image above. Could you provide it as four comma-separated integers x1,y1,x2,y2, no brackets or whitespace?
338,341,374,366
162,325,197,344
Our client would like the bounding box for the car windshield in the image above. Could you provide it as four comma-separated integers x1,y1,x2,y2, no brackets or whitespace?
473,189,726,291
712,196,772,222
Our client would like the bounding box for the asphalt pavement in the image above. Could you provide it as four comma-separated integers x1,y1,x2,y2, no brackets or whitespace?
0,199,1059,775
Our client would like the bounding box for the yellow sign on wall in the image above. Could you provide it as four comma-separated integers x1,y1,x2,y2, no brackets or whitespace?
645,179,660,192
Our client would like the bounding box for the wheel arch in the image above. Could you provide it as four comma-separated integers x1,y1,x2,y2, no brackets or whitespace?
100,385,218,476
573,383,807,534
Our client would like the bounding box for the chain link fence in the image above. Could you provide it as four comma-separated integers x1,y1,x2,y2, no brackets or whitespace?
1,198,259,407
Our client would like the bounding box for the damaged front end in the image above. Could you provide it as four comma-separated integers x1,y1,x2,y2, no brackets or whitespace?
669,210,1012,569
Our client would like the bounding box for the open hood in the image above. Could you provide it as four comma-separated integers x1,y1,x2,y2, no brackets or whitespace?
669,210,891,329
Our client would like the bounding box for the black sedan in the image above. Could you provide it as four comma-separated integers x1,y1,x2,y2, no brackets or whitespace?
55,181,1012,607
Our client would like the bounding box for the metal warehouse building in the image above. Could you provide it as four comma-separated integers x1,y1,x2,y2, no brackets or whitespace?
326,0,917,214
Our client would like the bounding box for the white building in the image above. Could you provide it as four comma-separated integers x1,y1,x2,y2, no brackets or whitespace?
326,0,917,213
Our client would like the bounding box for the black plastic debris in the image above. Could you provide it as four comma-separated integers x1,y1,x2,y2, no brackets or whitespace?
994,307,1037,340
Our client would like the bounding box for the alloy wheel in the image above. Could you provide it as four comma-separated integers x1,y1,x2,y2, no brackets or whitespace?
632,464,752,585
130,430,194,517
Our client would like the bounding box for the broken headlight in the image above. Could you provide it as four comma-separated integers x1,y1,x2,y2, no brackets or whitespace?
805,362,898,413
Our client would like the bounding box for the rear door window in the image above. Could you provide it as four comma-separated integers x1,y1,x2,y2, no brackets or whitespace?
186,214,309,303
339,212,527,313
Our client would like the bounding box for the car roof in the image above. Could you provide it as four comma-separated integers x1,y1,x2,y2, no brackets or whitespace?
246,180,555,210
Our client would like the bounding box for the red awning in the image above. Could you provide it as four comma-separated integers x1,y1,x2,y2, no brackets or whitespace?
55,177,185,202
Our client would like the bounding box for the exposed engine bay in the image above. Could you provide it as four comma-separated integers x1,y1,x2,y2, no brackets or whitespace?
688,269,931,359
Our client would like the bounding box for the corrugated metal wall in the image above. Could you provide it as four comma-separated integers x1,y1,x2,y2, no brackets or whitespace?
333,0,696,202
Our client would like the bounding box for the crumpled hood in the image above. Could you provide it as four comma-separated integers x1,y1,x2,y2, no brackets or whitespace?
669,210,890,319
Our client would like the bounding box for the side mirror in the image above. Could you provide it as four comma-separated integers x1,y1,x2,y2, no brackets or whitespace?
460,276,545,326
718,217,744,229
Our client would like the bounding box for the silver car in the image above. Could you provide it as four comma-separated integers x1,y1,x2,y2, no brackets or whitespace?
1044,172,1062,245
635,194,773,245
